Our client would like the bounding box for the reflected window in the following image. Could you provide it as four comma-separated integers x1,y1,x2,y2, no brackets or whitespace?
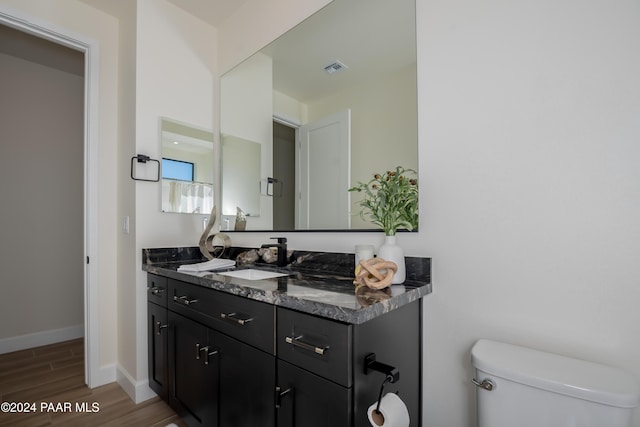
162,158,194,182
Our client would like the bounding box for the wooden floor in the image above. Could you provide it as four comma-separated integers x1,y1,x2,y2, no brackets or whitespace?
0,339,188,427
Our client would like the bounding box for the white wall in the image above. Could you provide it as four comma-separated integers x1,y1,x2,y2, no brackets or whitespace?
130,0,218,400
220,135,262,218
134,0,217,249
221,52,272,144
418,0,640,425
274,90,307,124
114,0,139,400
220,52,273,227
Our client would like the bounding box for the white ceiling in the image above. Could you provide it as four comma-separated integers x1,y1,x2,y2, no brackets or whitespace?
79,0,248,27
77,0,415,104
263,0,416,102
166,0,249,27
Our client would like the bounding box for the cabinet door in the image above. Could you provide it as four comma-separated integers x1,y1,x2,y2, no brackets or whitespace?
276,360,351,427
213,330,275,427
169,312,218,427
148,302,168,400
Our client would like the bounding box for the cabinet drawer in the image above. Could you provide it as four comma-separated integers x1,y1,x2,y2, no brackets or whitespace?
277,308,352,387
147,274,168,306
169,279,275,354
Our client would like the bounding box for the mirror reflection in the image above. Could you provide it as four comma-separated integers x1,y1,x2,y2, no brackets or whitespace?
161,118,214,214
221,134,261,217
220,0,417,231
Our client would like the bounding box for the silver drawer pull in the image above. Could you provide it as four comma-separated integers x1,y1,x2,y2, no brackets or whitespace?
220,312,253,326
156,321,168,335
285,335,329,355
275,386,292,409
174,295,198,306
148,286,165,295
199,346,219,365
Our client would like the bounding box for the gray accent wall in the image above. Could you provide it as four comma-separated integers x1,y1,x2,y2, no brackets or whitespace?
0,25,84,346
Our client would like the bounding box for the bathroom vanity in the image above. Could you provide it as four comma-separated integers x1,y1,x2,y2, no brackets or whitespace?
143,247,431,427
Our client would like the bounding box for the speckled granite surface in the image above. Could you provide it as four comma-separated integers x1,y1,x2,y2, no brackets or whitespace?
143,246,431,324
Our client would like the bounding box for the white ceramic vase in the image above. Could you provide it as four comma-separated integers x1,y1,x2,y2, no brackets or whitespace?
377,235,406,284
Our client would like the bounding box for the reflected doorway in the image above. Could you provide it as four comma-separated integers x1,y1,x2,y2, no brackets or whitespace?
272,121,296,230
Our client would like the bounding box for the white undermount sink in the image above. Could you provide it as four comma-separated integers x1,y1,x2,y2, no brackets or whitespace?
216,269,288,281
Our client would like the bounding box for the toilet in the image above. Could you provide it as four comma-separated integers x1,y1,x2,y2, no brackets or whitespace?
471,339,640,427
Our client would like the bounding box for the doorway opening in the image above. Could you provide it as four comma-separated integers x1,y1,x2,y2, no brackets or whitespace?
272,120,296,230
0,10,100,387
0,22,85,356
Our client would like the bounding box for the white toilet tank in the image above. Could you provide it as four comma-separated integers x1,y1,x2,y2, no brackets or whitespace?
471,339,640,427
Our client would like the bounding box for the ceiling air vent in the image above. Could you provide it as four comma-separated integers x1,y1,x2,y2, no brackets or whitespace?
323,60,348,75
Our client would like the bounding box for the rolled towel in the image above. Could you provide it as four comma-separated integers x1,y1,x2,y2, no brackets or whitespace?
178,258,236,272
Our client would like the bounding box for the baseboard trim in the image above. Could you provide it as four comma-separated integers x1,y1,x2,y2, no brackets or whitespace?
116,364,157,404
96,363,117,387
0,324,84,354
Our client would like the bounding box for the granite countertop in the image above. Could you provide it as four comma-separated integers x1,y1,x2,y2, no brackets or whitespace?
143,247,432,324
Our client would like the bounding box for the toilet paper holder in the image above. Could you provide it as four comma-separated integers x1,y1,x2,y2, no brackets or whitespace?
364,353,399,383
364,353,400,415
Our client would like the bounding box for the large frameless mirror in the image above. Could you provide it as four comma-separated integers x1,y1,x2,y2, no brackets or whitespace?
220,0,417,231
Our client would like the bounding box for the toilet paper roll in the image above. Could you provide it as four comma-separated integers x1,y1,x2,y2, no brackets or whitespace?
367,392,410,427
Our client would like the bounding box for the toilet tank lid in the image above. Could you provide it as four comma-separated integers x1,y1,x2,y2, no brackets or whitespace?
471,339,640,408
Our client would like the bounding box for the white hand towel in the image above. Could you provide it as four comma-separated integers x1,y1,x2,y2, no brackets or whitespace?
177,258,236,272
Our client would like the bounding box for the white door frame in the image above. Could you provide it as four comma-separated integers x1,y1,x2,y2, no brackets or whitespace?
0,8,101,387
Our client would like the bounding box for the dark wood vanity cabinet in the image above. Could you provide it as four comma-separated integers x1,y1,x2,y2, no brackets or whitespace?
147,273,422,427
274,305,421,427
147,275,168,400
148,274,276,427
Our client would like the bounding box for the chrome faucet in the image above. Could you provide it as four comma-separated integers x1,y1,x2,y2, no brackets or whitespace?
261,237,288,267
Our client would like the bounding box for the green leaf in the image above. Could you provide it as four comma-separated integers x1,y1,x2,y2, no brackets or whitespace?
349,166,418,234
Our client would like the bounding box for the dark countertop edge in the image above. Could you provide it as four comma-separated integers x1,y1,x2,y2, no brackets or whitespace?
142,264,432,325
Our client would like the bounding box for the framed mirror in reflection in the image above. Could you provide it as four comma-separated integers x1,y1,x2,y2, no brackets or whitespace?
221,134,261,217
220,0,417,231
160,118,215,214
